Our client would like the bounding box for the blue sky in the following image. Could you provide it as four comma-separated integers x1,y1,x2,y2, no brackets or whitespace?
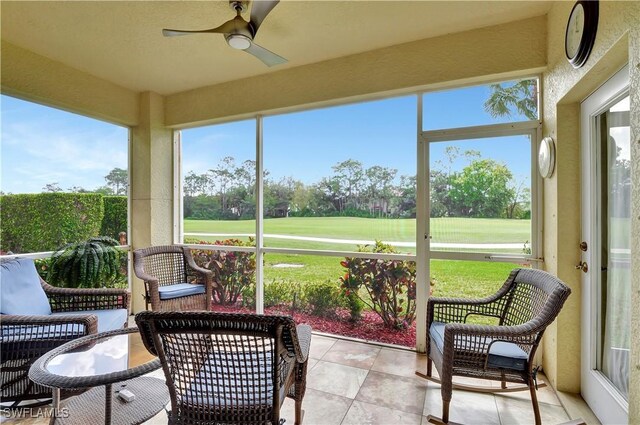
182,84,532,186
1,95,128,194
1,80,534,194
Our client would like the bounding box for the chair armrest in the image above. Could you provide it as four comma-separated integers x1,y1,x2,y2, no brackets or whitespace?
42,282,130,312
428,295,507,325
1,313,98,339
184,254,216,287
294,324,312,363
442,321,541,356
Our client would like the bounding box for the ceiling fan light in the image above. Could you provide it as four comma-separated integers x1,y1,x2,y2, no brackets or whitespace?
226,34,251,50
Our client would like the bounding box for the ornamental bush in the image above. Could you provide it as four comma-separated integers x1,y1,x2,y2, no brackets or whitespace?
340,240,417,329
0,193,104,253
302,280,343,317
190,238,256,305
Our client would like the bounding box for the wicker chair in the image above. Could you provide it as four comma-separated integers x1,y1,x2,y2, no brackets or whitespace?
133,245,214,311
418,268,571,425
1,258,130,406
136,311,311,425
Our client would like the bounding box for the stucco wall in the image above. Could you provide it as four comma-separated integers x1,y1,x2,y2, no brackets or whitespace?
542,2,640,421
0,41,138,126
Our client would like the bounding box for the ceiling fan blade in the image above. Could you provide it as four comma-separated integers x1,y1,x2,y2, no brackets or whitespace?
244,42,287,67
249,0,279,35
162,20,236,37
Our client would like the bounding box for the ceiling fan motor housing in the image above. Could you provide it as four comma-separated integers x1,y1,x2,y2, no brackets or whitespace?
229,1,248,14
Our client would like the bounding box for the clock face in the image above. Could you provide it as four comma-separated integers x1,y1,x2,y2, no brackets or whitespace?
566,3,585,59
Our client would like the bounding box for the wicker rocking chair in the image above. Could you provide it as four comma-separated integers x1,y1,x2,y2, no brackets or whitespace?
417,268,571,425
136,311,311,425
133,245,214,311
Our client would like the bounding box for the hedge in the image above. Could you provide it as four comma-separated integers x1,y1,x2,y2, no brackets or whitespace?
100,196,127,240
0,193,104,253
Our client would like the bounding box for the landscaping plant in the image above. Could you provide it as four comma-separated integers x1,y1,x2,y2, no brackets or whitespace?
191,238,256,305
302,280,343,317
46,236,126,288
340,240,416,329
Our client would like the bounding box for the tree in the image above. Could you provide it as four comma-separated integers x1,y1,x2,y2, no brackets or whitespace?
184,172,210,197
104,168,128,195
42,183,62,193
94,185,115,195
364,165,397,217
332,159,364,210
68,186,88,193
484,79,538,120
448,159,514,218
209,156,236,212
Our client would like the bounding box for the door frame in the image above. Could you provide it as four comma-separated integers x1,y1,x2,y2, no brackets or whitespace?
580,64,629,424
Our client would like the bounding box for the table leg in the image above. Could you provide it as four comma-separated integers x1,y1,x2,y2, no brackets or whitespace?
50,388,60,425
104,384,112,425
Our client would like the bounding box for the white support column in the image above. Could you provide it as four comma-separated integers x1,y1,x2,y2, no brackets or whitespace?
255,116,264,314
415,94,430,353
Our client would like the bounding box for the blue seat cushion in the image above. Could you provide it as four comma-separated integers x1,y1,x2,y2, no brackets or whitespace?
0,258,52,315
51,308,128,333
158,283,205,300
430,321,528,371
2,309,128,342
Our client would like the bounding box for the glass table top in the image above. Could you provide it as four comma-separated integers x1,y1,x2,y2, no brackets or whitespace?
45,330,157,378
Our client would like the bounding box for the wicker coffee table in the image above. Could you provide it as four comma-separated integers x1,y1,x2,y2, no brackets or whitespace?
29,327,168,425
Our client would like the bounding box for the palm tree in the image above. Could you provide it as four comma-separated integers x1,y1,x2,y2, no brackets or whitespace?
484,79,538,120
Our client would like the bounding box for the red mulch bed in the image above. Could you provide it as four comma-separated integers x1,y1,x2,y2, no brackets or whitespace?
210,303,416,348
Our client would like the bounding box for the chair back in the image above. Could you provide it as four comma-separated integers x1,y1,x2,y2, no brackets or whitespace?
500,268,571,332
133,245,190,288
136,311,301,425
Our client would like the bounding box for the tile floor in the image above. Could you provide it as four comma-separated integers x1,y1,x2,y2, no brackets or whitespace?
2,333,582,425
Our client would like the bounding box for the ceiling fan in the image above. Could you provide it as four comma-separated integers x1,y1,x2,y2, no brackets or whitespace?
163,0,286,67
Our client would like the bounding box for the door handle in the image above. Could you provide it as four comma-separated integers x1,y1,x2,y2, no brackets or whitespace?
575,261,588,273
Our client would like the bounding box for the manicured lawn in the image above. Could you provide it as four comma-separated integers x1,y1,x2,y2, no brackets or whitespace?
184,216,530,252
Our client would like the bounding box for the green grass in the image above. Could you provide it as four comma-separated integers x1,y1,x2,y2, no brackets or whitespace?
184,217,531,253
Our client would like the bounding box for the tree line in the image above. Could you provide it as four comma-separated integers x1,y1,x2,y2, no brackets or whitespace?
182,150,531,220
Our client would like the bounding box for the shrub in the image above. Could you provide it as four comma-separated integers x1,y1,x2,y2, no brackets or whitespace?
0,193,104,253
265,279,296,308
303,280,343,317
340,240,416,329
342,288,364,322
101,196,127,240
240,279,298,309
46,236,127,288
191,239,256,305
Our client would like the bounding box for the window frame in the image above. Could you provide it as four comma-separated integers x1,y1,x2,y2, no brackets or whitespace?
174,75,544,352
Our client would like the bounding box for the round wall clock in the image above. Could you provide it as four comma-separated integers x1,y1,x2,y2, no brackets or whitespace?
565,1,599,68
538,137,555,178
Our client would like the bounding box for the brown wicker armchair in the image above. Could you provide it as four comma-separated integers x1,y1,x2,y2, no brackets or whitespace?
1,258,130,406
418,268,571,425
133,245,214,311
136,311,311,425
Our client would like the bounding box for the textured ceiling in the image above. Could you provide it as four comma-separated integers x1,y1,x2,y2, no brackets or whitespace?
1,1,552,95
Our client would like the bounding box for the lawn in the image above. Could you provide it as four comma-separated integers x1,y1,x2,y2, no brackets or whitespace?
184,216,531,252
